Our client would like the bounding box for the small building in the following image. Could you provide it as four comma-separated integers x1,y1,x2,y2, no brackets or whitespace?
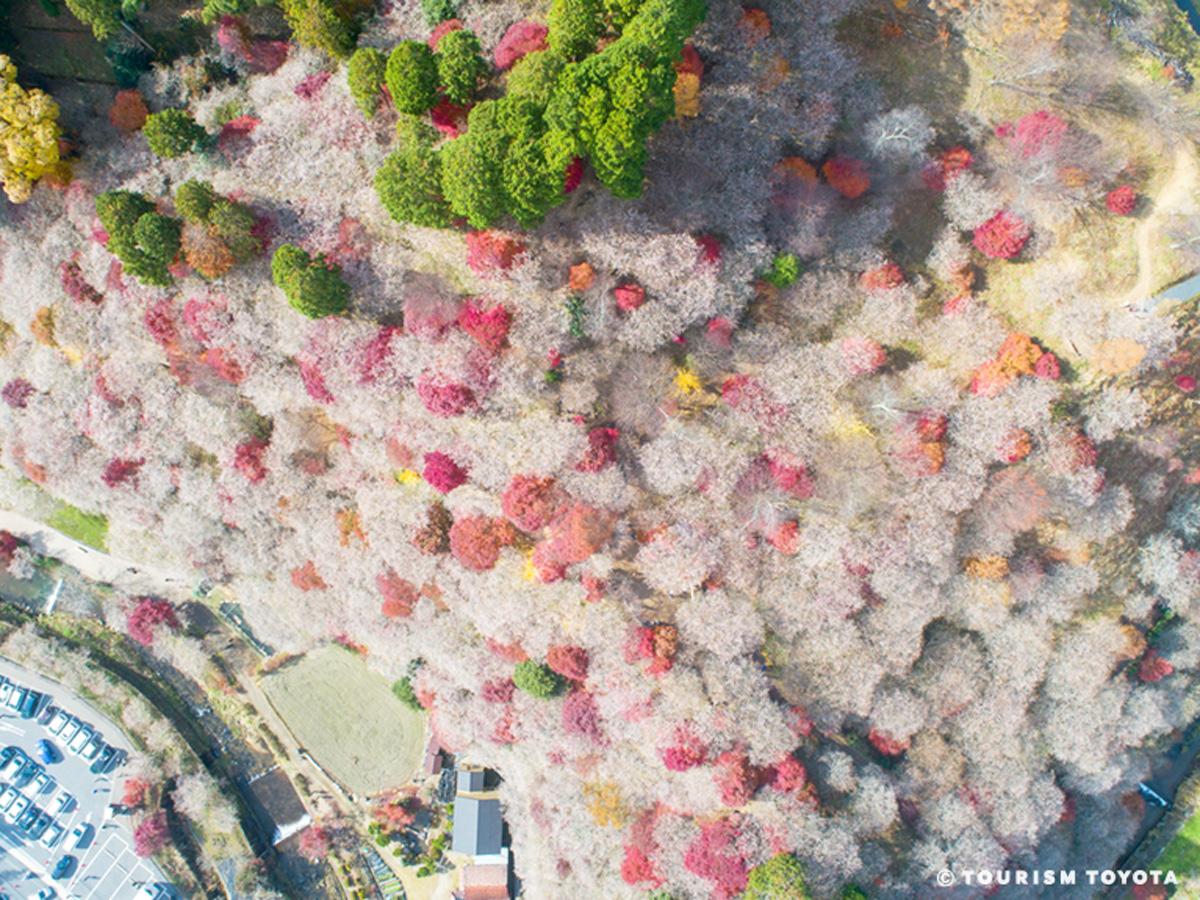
423,737,443,777
457,767,485,793
456,852,511,900
452,796,503,857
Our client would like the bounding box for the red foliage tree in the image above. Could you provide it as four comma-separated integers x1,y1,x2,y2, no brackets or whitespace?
501,475,564,532
465,230,525,273
126,597,180,647
233,438,269,483
1106,185,1137,216
122,777,150,808
575,426,619,473
973,210,1031,259
859,261,905,292
290,560,328,591
769,754,807,794
133,811,169,857
822,155,870,199
1138,650,1174,683
493,20,548,70
620,844,662,887
613,282,646,313
416,374,477,417
713,750,764,807
1008,109,1068,158
377,570,419,618
868,728,910,757
546,645,589,682
449,515,513,571
102,457,145,488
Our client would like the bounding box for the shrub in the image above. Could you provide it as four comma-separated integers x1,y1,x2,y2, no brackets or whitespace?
505,49,566,107
420,0,456,26
278,0,358,58
386,41,439,115
375,117,452,227
392,676,423,710
271,244,350,318
142,108,206,158
764,252,800,288
348,47,388,117
744,853,808,900
513,660,566,698
132,213,182,266
435,29,486,105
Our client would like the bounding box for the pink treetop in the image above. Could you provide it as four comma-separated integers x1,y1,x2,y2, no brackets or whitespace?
575,426,619,473
133,811,169,858
682,817,750,899
1,379,34,409
233,438,269,483
1010,109,1068,158
127,596,180,647
614,282,646,313
466,231,526,273
561,689,604,743
493,21,548,70
458,300,512,353
422,452,468,493
840,336,887,375
714,750,764,807
660,725,708,771
449,515,513,571
620,844,663,887
102,457,145,489
416,374,477,418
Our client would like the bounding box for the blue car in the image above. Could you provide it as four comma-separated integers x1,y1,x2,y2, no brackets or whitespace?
19,691,40,719
51,855,74,880
36,740,56,765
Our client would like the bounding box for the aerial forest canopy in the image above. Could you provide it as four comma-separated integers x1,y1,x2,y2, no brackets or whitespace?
3,0,1200,897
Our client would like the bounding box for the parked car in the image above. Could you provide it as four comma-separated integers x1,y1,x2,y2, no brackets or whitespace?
33,773,53,795
80,736,102,761
4,795,28,823
50,791,73,816
68,725,92,755
16,759,40,785
34,889,55,900
50,855,74,880
36,739,56,765
28,811,50,839
41,821,64,848
20,690,41,719
57,717,80,744
133,888,169,900
6,687,26,712
0,746,15,769
1,750,25,780
37,704,56,726
90,745,116,774
66,822,90,851
18,805,38,831
0,682,11,706
47,709,69,735
0,786,18,811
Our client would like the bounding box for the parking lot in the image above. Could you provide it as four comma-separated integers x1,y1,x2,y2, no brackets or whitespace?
0,658,171,900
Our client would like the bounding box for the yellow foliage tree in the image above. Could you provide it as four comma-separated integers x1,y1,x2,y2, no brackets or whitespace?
0,56,62,204
582,781,628,827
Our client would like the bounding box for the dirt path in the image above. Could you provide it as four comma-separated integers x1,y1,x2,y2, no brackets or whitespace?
1122,144,1199,306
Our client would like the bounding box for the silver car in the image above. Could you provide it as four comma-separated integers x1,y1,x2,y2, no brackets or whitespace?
47,709,69,735
58,718,80,744
41,821,64,848
6,794,29,823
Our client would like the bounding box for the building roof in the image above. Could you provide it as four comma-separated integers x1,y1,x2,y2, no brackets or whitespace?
457,768,485,792
460,861,510,900
452,796,503,857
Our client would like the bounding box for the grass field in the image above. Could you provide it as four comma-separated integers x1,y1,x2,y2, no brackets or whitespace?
262,646,426,796
47,502,109,551
1156,810,1200,888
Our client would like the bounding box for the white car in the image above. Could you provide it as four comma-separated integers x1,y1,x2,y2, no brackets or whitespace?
47,709,69,734
68,725,92,755
81,736,102,760
6,794,29,823
66,821,90,850
0,682,11,706
5,687,25,711
33,772,53,795
2,750,25,779
51,791,73,815
58,718,80,744
40,821,64,848
0,785,17,811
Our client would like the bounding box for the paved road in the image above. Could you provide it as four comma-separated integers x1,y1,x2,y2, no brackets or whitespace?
0,656,169,900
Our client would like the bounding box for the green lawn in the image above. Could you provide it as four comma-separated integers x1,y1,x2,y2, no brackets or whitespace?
46,503,109,551
262,646,426,796
1156,810,1200,884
